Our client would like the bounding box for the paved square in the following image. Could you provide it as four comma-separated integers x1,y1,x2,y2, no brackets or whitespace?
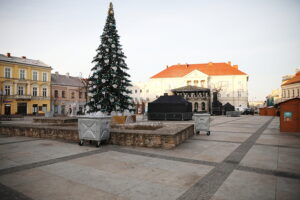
0,116,300,200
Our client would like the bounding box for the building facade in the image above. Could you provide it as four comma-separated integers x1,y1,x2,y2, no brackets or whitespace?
0,53,51,115
281,69,300,102
51,72,87,116
130,62,248,113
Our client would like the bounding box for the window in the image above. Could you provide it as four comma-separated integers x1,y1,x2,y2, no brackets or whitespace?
18,86,24,95
201,102,206,111
42,88,47,97
54,90,58,98
238,91,241,97
4,85,11,95
201,80,205,87
283,91,286,98
194,102,198,112
20,69,25,80
194,80,198,86
71,92,75,99
42,72,47,82
187,80,191,86
62,91,66,98
292,89,295,97
146,89,149,93
32,87,37,96
140,89,142,93
135,90,137,93
54,105,58,114
298,89,299,97
5,68,11,78
288,90,290,98
33,71,38,81
227,93,230,97
79,92,82,99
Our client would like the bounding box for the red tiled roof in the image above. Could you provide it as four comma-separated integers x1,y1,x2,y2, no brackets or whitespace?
151,62,247,78
282,72,300,86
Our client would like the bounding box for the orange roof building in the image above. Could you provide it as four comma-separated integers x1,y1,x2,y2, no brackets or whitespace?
130,61,249,111
151,62,247,78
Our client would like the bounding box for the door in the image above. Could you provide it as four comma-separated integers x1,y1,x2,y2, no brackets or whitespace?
17,103,27,115
32,104,38,115
4,104,11,115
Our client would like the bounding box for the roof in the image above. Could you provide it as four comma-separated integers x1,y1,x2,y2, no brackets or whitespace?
172,85,210,92
151,62,247,78
278,98,300,105
0,54,51,68
282,72,300,86
150,95,190,104
51,74,85,87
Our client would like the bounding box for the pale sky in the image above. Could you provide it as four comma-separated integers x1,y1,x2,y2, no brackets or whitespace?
0,0,299,101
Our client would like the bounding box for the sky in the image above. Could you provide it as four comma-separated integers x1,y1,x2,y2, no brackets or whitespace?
0,0,299,101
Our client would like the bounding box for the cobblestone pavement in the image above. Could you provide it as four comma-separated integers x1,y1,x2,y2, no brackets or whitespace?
0,116,300,200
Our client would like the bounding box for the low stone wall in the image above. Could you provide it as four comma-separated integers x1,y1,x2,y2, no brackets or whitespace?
110,124,194,149
0,123,194,149
33,117,78,124
0,125,79,142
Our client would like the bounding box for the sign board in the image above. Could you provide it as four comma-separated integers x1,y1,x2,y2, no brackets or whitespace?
284,112,292,122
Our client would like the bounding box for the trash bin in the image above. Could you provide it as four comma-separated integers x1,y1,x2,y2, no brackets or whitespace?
194,113,211,136
78,116,111,147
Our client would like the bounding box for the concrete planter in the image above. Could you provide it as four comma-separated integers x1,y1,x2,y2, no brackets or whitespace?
78,116,111,147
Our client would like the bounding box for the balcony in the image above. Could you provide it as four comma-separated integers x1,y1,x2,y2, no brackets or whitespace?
14,95,32,100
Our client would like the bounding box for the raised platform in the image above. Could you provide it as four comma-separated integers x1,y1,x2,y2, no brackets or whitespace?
33,117,78,124
110,123,194,149
0,122,194,149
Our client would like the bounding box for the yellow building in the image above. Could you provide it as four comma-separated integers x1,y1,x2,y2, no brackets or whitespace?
0,53,52,115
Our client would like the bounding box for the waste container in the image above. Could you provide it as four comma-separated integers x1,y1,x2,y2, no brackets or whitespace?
78,116,111,147
194,113,211,136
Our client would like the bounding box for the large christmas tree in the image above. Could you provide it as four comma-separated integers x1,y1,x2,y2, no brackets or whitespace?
86,2,134,115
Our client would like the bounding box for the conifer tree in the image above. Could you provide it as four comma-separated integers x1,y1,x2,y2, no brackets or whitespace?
86,2,134,114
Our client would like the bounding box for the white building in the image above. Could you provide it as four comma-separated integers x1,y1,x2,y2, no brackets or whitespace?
130,62,248,113
281,69,300,101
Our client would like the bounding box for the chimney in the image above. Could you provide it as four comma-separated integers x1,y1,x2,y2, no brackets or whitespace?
208,62,213,66
164,93,168,96
227,61,231,66
55,71,59,76
6,52,11,57
22,56,26,59
186,63,189,68
166,65,168,69
66,72,70,78
233,65,238,69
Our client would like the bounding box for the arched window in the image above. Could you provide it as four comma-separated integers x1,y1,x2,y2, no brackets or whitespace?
201,102,205,111
194,102,198,112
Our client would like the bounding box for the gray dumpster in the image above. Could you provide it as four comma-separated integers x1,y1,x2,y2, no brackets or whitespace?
194,113,211,136
78,116,111,147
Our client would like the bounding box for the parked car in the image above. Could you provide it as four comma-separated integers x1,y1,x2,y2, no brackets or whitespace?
242,108,254,115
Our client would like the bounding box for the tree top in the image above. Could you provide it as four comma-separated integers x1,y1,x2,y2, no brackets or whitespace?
108,2,114,15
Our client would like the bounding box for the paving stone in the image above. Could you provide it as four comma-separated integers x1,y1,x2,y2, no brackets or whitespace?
211,170,276,200
276,177,300,200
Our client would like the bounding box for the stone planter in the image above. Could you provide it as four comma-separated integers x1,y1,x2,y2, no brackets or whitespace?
78,116,111,147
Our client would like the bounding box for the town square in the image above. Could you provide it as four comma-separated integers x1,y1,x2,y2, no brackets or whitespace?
0,0,300,200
